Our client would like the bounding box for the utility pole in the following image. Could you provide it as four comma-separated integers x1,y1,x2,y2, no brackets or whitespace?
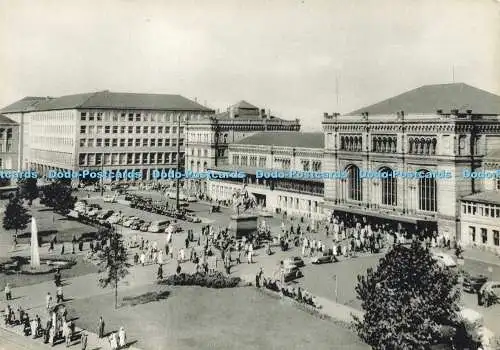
100,152,104,196
175,113,181,211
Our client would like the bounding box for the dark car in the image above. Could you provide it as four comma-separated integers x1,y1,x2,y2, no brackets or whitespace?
284,257,305,268
463,273,488,293
283,266,304,282
311,252,338,265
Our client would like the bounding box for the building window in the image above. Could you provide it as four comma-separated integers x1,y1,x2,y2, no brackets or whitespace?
119,139,125,147
128,126,133,133
380,167,397,206
128,113,133,121
97,113,102,121
104,126,110,134
136,114,141,122
80,112,87,121
165,127,170,134
158,126,163,133
142,139,148,147
469,226,476,243
151,127,156,134
79,154,86,165
80,126,86,134
497,179,500,190
259,157,266,168
172,127,177,134
88,138,94,147
104,139,110,147
80,139,86,147
88,113,94,121
346,164,362,201
96,138,102,147
302,160,310,171
418,169,437,212
158,139,163,147
481,228,488,244
151,139,156,147
179,139,184,146
120,126,125,134
135,139,140,147
143,126,148,133
494,230,499,246
96,126,103,134
128,139,133,147
112,126,118,133
135,126,141,133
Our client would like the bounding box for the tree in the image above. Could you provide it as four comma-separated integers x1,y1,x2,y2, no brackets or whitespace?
97,226,131,308
41,180,76,214
3,194,31,237
353,240,473,350
17,177,39,205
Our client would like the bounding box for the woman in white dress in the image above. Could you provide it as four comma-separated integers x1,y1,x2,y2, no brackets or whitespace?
109,332,118,350
118,327,126,348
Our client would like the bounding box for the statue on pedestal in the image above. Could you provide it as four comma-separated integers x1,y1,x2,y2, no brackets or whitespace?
232,184,257,215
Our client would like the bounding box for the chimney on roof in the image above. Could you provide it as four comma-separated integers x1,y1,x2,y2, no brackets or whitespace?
436,109,443,115
451,109,459,116
466,109,472,115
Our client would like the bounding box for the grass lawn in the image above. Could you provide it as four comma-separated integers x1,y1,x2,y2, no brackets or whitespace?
68,285,368,350
0,254,99,289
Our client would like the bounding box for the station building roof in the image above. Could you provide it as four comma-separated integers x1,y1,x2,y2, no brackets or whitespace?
234,131,324,149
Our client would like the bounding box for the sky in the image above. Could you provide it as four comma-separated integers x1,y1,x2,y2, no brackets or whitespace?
0,0,499,131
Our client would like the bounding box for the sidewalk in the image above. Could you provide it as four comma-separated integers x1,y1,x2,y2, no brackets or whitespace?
463,247,500,266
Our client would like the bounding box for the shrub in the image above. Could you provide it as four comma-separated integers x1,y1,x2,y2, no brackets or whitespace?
159,272,241,289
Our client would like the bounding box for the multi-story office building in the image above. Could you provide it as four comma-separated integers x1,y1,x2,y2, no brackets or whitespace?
185,100,300,193
206,131,325,219
0,114,20,186
1,91,214,182
321,83,500,242
459,150,500,253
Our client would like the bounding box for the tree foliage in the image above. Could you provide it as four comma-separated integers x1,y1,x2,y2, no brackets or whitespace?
97,227,131,308
3,194,31,235
41,180,76,214
17,177,39,205
353,241,469,350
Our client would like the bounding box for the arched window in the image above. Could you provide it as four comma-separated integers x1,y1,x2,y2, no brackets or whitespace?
196,161,200,172
341,136,345,150
223,134,228,144
382,137,387,152
418,169,437,212
419,138,425,154
391,138,397,152
203,161,207,171
190,160,194,170
380,167,397,206
409,138,414,154
431,139,437,155
346,164,362,201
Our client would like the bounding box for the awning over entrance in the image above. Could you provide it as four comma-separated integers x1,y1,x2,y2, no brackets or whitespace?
326,204,432,225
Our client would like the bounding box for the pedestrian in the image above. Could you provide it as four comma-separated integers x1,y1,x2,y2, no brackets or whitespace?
109,332,118,350
118,327,126,348
57,286,64,303
157,264,163,280
4,283,12,300
46,292,52,310
98,316,105,338
61,243,65,255
80,330,88,350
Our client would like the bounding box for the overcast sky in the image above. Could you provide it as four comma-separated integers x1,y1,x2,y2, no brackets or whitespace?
1,0,499,130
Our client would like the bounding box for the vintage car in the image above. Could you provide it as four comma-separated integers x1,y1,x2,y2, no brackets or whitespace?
311,252,338,265
479,281,500,306
432,252,457,268
463,273,488,294
283,266,304,282
283,256,305,268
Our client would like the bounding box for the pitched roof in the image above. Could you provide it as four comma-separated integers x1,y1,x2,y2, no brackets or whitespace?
347,83,500,116
461,191,500,205
234,131,324,148
0,114,17,125
231,100,259,110
205,111,287,121
1,96,48,113
3,91,213,113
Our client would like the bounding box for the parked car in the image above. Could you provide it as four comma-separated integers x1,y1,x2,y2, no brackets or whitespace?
97,210,114,220
139,222,151,232
432,252,456,268
86,208,99,217
479,281,500,306
186,196,197,202
130,220,145,230
463,273,488,294
283,266,304,282
149,220,170,233
185,213,201,223
123,217,140,227
107,214,122,224
311,252,337,265
283,256,305,268
103,195,116,203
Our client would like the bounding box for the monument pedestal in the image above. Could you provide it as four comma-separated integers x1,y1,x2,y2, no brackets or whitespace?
228,214,258,239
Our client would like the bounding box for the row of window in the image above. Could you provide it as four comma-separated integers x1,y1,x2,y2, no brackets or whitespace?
80,125,184,135
462,201,500,218
79,138,183,148
32,136,74,147
80,111,201,123
189,148,209,158
469,226,500,246
372,136,397,153
232,155,267,168
0,128,14,139
346,165,436,212
301,160,322,172
408,137,437,155
0,143,13,153
78,152,182,166
340,136,363,151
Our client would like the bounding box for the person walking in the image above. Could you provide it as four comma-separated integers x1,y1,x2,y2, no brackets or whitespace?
98,316,105,338
109,332,118,350
57,286,64,303
4,283,11,300
46,292,52,310
80,330,88,350
118,327,126,348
